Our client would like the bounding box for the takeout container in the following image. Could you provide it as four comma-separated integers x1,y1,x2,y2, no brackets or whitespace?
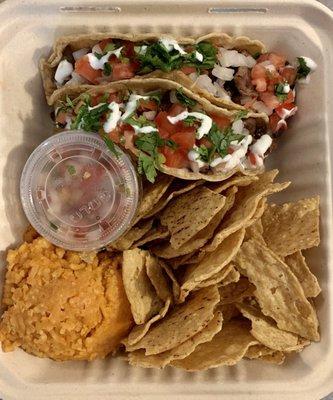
0,0,333,399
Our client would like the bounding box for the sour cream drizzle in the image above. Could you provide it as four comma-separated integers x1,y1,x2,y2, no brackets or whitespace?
87,47,123,70
103,102,122,133
167,111,213,139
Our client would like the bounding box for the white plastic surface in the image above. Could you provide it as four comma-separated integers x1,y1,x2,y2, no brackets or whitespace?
0,0,333,399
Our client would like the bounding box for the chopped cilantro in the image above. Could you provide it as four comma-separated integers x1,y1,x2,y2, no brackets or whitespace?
135,131,164,154
103,62,112,76
94,52,103,60
183,116,197,126
135,131,175,182
253,52,261,60
297,57,311,79
104,43,116,52
185,42,217,70
71,101,109,131
125,115,155,128
137,42,184,73
175,88,197,108
234,110,249,121
138,152,165,183
275,83,288,102
196,145,215,163
67,165,76,175
103,135,120,158
207,124,244,159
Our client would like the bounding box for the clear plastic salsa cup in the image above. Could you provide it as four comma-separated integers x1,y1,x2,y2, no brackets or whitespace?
20,130,140,251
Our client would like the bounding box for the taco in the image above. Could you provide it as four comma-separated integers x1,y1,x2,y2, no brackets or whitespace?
53,78,273,183
41,32,312,134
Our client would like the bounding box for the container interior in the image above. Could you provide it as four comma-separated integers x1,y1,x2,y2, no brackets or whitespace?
0,0,333,399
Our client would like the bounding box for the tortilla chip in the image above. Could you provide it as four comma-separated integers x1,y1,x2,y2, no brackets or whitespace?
167,251,198,270
143,180,204,220
260,351,286,364
235,239,320,341
171,319,258,371
220,266,241,286
159,187,226,249
133,225,170,248
219,303,241,322
151,194,229,259
200,170,290,254
133,175,174,224
125,285,220,355
245,345,285,364
219,277,256,305
128,311,223,368
180,229,245,301
122,249,163,325
206,175,259,194
159,261,181,302
110,219,154,251
245,217,265,244
146,254,173,303
123,299,171,347
284,251,321,298
237,303,309,352
261,197,320,257
245,344,276,359
196,264,234,289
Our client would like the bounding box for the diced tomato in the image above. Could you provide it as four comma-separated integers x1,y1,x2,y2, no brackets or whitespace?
155,111,180,135
248,151,257,166
170,130,196,152
269,112,287,133
75,56,102,84
198,137,213,148
111,62,137,80
108,92,122,103
210,113,231,129
280,66,297,86
109,128,121,143
168,103,186,117
55,111,68,125
161,147,190,169
122,41,135,58
98,39,112,52
275,102,297,120
228,147,235,154
259,91,281,109
281,90,295,105
181,66,197,75
138,99,158,111
256,54,270,64
268,53,287,70
123,129,137,153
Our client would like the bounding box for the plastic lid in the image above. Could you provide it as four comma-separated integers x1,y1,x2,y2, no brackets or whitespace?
20,130,140,251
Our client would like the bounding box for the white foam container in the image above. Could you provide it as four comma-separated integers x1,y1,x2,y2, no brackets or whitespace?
0,0,333,398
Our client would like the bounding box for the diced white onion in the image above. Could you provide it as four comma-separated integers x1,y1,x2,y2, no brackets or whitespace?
54,60,73,85
250,134,272,157
213,82,231,100
218,48,256,68
143,110,157,121
212,65,234,81
72,48,89,61
195,74,217,95
252,100,273,116
231,119,244,135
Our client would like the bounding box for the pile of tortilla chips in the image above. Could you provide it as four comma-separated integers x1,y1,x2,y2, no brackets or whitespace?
116,169,321,371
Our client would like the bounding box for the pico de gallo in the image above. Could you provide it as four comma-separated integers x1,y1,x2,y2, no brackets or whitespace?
55,87,272,183
53,36,316,136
